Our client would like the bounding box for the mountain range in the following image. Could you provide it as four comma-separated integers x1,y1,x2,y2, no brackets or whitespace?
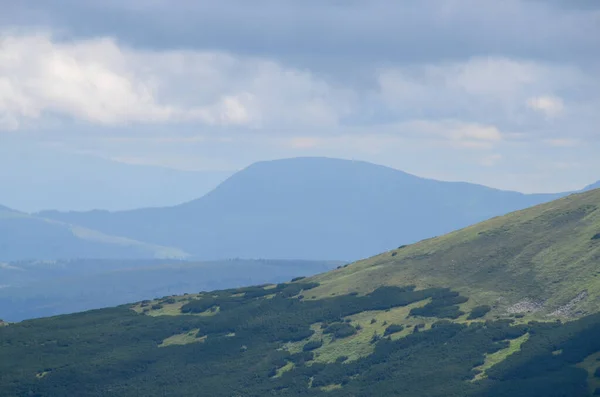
2,187,600,396
0,205,187,261
36,157,570,261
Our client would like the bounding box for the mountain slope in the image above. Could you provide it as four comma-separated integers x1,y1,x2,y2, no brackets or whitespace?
0,206,188,261
39,157,564,261
2,189,600,396
584,181,600,191
310,188,600,317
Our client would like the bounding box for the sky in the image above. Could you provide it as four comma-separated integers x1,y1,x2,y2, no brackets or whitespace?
1,0,599,194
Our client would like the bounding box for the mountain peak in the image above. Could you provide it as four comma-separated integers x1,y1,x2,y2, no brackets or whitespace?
38,157,563,262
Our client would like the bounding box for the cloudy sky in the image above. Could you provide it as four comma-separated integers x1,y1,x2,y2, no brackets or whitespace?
2,0,599,193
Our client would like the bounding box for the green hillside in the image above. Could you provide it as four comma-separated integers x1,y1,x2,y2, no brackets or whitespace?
311,188,600,318
2,189,600,396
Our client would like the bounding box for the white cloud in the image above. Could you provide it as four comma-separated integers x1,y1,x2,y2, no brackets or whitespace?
377,57,582,125
526,96,564,117
397,120,503,148
0,33,352,130
543,138,579,147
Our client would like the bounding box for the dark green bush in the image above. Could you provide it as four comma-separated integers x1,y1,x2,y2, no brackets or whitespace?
384,324,405,336
468,305,492,319
323,323,357,339
303,340,323,351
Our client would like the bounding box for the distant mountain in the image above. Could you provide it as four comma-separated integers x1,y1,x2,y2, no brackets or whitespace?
0,206,188,261
39,157,565,261
0,258,340,321
0,144,230,212
584,180,600,191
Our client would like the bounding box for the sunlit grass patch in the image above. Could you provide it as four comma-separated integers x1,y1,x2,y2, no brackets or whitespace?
576,351,600,392
273,361,295,378
320,384,343,392
471,333,530,382
283,299,434,363
130,294,221,317
36,371,51,379
159,329,206,347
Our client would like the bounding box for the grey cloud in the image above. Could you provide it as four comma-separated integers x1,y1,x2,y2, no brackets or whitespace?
3,0,599,80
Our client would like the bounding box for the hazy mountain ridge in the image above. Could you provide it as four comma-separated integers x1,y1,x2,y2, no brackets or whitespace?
584,181,600,191
0,205,188,261
37,157,566,261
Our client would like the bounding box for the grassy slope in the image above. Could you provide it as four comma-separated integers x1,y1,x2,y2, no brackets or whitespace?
310,189,600,318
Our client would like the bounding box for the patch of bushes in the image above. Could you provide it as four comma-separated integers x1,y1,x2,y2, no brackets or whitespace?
410,290,468,319
303,339,323,351
592,233,600,241
323,323,358,339
384,324,405,336
468,305,492,320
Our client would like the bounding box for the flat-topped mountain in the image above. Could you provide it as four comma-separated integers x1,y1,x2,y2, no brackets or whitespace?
39,157,564,261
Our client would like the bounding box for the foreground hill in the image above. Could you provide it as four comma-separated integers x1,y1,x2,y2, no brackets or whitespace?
0,206,187,261
39,157,563,261
310,187,600,317
0,258,340,322
3,189,600,396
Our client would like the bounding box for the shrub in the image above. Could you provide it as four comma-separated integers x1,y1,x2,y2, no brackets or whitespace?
151,304,163,310
289,351,314,365
291,276,306,282
336,356,348,364
468,305,492,320
324,323,357,339
303,340,323,352
384,324,404,336
593,233,600,241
